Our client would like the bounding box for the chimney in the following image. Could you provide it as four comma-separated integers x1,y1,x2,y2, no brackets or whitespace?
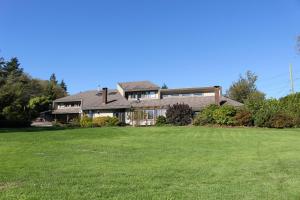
214,86,222,105
102,87,108,104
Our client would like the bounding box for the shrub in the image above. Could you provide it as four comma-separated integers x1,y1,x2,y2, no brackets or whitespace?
106,117,120,126
234,108,253,126
155,115,167,126
193,104,219,126
68,117,80,127
244,91,266,115
93,116,120,127
166,103,193,126
268,112,294,128
93,116,109,127
279,93,300,126
254,99,281,127
80,116,93,128
52,121,64,127
212,105,237,125
292,116,300,128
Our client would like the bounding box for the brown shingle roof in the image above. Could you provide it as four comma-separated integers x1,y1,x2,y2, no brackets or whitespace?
54,90,131,110
130,96,243,110
118,81,160,91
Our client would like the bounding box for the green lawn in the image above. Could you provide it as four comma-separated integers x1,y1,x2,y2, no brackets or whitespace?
1,127,300,199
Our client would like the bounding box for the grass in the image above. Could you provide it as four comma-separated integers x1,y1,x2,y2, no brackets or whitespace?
1,126,300,199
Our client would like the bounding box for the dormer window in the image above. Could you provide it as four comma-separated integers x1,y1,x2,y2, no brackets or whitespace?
126,91,159,100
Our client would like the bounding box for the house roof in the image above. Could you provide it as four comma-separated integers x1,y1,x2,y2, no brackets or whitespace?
53,84,242,113
130,96,243,111
160,87,219,95
53,90,131,111
118,81,160,92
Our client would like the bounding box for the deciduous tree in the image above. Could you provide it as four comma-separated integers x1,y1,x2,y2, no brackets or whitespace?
226,71,265,104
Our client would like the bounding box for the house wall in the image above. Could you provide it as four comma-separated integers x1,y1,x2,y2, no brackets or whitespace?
93,111,114,118
203,92,215,97
83,109,126,123
125,108,167,126
117,84,125,96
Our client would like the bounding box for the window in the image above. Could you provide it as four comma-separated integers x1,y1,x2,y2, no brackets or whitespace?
145,110,154,120
194,93,203,96
182,94,191,97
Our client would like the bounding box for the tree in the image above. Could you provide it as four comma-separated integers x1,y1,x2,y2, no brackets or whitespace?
50,73,57,84
28,96,51,118
226,71,264,103
166,103,193,126
0,57,6,86
161,83,168,89
60,79,67,92
0,62,33,126
47,74,67,100
2,57,23,78
0,57,67,127
244,91,266,115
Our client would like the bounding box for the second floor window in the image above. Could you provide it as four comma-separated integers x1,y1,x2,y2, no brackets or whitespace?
127,91,158,100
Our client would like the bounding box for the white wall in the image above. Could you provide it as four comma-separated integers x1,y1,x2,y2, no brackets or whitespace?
203,92,215,97
117,84,125,96
91,110,114,118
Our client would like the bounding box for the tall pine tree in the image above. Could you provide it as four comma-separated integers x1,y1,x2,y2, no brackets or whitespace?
60,80,67,92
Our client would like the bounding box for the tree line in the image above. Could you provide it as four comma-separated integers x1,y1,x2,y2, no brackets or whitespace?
0,57,67,127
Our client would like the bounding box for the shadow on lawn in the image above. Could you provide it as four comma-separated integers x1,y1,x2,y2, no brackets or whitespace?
0,126,75,133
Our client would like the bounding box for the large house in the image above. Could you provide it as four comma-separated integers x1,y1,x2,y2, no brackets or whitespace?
52,81,242,125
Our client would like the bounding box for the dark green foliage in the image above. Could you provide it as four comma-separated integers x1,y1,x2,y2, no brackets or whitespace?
193,104,219,126
279,93,300,119
0,57,68,127
155,115,167,126
60,79,68,92
254,99,281,127
47,74,67,100
28,96,51,118
244,91,266,114
166,103,193,126
161,83,168,89
226,71,265,103
234,108,253,126
212,105,237,125
268,113,294,128
50,73,58,84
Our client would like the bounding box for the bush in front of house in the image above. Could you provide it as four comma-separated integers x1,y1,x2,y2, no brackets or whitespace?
166,103,193,126
268,112,294,128
68,117,81,127
106,117,120,126
80,116,93,128
155,115,167,126
93,116,120,127
193,104,219,126
212,105,237,126
234,108,253,126
253,99,281,127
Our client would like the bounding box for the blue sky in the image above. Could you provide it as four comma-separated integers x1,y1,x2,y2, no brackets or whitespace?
1,0,300,98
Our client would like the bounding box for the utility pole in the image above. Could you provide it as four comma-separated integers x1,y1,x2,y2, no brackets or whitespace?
289,64,295,94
